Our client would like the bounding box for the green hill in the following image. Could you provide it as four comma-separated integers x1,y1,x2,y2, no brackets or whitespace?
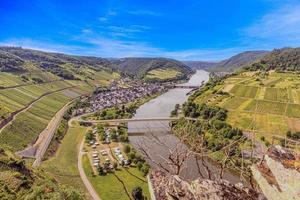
212,51,269,72
0,47,114,81
0,147,84,199
111,57,194,81
244,48,300,71
183,51,268,72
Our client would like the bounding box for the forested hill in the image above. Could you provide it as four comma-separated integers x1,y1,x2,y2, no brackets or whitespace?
183,50,269,72
111,57,194,80
0,47,194,82
0,46,113,80
212,50,269,72
183,61,217,70
244,48,300,71
0,147,84,199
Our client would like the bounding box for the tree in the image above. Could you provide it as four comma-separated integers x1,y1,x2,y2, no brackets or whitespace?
111,130,118,142
113,162,118,169
124,144,131,154
131,187,144,200
128,152,136,160
85,131,94,142
137,162,143,170
97,166,105,176
141,163,150,176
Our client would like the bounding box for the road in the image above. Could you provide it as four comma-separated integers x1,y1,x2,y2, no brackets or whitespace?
78,139,101,200
32,101,74,167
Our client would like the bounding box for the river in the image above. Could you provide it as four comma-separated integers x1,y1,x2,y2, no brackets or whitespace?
128,70,243,184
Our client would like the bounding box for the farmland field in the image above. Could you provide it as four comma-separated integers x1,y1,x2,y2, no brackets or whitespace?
193,71,300,141
145,68,182,80
0,66,118,151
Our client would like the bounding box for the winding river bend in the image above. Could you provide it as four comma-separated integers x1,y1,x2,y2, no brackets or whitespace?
128,70,242,184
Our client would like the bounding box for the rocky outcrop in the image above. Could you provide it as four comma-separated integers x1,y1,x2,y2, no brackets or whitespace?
251,145,300,200
150,171,265,200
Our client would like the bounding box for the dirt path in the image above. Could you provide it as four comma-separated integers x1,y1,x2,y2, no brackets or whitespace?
78,139,102,200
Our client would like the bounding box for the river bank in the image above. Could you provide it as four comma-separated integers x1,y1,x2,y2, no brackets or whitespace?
127,70,244,184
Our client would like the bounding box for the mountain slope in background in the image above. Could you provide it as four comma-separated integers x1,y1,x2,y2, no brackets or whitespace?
184,50,269,72
183,61,218,70
244,48,300,71
111,57,194,80
212,50,269,72
0,47,113,80
0,47,194,82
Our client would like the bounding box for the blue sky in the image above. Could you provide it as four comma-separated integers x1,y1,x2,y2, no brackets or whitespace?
1,0,300,60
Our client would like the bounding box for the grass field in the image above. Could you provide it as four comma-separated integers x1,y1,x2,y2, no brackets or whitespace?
193,71,300,141
82,155,150,200
42,126,90,197
145,68,181,80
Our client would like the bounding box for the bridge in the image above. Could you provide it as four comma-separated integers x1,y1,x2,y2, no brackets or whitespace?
79,117,197,124
166,85,200,89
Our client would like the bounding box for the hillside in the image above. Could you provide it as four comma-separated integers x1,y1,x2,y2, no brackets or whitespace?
0,47,113,81
182,51,268,72
0,146,84,199
244,48,300,71
111,57,194,81
190,70,300,144
212,51,269,72
0,47,120,152
183,61,217,70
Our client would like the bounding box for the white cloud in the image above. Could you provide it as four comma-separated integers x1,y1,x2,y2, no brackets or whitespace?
0,37,244,61
0,38,82,53
243,4,300,47
81,29,93,34
98,17,107,22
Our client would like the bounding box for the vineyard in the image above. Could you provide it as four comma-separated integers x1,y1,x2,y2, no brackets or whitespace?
193,71,300,141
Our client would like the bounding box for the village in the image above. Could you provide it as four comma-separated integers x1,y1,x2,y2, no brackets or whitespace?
76,82,166,115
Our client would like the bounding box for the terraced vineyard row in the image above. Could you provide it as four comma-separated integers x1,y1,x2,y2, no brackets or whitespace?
193,71,300,140
0,80,94,151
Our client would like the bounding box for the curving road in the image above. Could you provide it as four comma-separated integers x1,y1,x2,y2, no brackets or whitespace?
78,139,101,200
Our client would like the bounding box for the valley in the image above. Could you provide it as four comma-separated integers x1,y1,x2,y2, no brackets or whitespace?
1,47,300,200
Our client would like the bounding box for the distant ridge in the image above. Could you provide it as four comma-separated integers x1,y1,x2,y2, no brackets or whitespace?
183,50,269,72
213,50,269,72
0,47,193,82
183,61,217,70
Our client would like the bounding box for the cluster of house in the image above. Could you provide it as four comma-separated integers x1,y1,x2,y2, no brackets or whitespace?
76,84,165,114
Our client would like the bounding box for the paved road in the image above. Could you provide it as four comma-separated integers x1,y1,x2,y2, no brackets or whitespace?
78,139,101,200
32,101,74,167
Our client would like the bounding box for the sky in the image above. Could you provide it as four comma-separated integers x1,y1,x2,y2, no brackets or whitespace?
1,0,300,61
